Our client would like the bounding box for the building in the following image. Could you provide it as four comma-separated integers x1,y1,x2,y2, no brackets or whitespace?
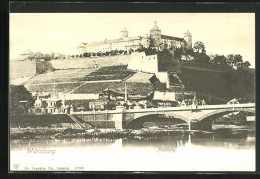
20,49,34,60
77,21,192,54
89,100,107,110
216,111,246,123
33,93,70,114
246,116,255,122
227,98,240,105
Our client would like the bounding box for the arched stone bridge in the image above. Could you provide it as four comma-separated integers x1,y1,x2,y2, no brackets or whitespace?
123,103,255,130
71,103,255,131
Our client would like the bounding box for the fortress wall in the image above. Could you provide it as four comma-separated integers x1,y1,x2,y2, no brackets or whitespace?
50,55,131,70
128,52,158,74
10,60,36,80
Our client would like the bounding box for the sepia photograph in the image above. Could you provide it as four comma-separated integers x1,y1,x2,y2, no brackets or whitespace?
9,13,255,171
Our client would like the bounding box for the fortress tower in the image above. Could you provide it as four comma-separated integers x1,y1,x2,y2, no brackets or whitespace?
184,30,192,50
120,28,129,38
150,21,161,48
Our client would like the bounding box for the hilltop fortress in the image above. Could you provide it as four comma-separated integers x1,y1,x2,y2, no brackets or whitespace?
77,21,192,54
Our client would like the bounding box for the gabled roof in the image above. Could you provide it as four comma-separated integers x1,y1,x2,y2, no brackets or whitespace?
161,35,184,41
228,98,239,103
20,49,34,55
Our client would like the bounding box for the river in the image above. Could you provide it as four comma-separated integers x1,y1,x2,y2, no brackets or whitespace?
10,128,255,172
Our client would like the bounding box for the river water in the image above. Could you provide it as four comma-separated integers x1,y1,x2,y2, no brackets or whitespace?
10,129,255,172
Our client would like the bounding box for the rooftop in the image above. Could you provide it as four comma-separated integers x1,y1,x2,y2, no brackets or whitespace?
20,49,34,55
161,35,184,41
84,36,148,46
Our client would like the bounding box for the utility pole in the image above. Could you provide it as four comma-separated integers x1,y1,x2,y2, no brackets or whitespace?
124,81,127,103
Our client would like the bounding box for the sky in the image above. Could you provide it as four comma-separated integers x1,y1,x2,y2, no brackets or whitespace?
10,13,255,67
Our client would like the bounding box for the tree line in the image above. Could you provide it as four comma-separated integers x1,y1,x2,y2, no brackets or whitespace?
25,51,66,61
181,41,251,69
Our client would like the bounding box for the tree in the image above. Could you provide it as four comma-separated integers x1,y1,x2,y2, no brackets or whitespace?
209,54,215,63
35,51,43,60
243,61,251,68
144,47,157,56
193,53,210,63
41,100,48,114
55,100,62,109
234,54,243,68
83,53,90,57
212,55,227,65
174,48,183,60
43,53,52,61
237,61,251,71
227,54,235,67
42,100,48,108
10,85,35,115
193,41,206,54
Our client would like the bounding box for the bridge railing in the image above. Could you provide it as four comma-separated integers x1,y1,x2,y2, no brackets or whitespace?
70,103,255,115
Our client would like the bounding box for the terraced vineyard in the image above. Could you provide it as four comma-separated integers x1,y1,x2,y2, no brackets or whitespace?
26,69,96,84
72,82,120,94
24,65,143,94
108,82,154,96
80,65,135,81
26,83,84,93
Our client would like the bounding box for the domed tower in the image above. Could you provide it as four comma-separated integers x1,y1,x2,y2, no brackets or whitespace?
120,28,128,38
184,30,192,50
150,21,161,48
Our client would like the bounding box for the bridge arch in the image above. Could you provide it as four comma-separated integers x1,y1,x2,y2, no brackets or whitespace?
192,108,255,131
125,113,189,129
198,108,255,122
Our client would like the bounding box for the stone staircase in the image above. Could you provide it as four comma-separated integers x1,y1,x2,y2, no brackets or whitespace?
67,114,86,130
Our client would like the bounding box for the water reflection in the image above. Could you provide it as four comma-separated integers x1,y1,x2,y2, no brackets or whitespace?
10,129,255,150
10,129,255,171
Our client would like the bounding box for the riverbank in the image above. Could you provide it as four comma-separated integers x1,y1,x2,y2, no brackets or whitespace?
10,120,255,139
10,127,207,140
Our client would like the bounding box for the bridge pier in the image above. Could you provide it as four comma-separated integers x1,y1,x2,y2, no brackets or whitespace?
190,119,199,130
111,106,124,130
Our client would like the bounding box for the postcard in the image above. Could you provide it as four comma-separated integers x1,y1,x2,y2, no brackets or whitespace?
9,12,255,172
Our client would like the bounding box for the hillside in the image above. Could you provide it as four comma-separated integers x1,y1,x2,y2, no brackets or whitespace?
13,53,255,105
50,55,130,69
179,61,255,104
